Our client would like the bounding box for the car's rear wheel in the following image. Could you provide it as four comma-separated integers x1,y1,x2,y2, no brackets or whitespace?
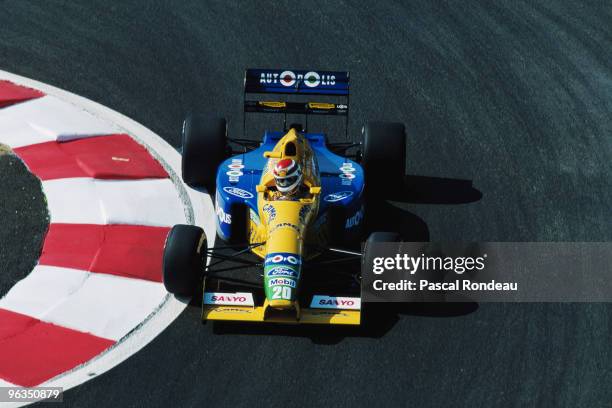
162,224,207,296
360,231,401,324
363,231,401,256
181,113,227,190
362,231,401,280
361,122,406,197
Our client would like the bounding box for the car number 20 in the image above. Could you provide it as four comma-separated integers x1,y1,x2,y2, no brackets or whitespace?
272,286,291,300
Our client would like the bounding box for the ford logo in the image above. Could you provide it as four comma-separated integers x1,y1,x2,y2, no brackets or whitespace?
267,266,299,278
223,186,254,199
324,190,353,202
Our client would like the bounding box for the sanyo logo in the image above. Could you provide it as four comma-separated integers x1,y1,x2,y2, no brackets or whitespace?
319,298,355,307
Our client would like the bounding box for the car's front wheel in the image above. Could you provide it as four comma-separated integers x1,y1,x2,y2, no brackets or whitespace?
162,224,207,296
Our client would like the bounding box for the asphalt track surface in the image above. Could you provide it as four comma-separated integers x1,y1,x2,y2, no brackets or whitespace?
0,154,48,297
1,1,611,407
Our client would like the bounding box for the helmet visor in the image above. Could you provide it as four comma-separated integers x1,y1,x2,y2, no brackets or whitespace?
276,175,299,189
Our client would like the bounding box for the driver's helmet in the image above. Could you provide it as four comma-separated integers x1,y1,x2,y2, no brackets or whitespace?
273,158,302,194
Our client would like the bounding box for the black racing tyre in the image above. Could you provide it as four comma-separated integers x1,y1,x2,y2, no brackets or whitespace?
362,231,401,274
364,231,401,252
361,122,406,197
181,113,227,190
360,231,401,324
162,224,207,296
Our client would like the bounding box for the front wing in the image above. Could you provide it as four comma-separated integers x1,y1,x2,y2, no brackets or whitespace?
202,283,361,325
203,304,360,325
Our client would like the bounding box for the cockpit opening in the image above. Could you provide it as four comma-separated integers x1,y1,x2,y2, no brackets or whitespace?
284,141,297,156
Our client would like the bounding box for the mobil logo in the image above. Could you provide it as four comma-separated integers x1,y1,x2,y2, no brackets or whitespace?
268,278,297,288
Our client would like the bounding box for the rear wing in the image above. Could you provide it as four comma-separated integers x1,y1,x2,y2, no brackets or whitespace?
243,68,350,137
245,69,349,95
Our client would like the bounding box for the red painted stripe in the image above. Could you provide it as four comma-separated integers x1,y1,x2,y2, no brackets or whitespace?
0,80,45,108
39,224,170,282
0,308,114,387
13,134,168,180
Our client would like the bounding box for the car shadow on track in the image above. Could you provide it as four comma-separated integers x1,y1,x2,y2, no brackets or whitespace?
399,175,483,205
209,301,479,345
204,175,482,344
365,174,482,241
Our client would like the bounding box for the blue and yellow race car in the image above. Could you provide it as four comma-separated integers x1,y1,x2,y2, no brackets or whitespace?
162,69,406,325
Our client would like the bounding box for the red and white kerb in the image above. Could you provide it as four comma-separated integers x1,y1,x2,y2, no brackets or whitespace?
0,80,185,388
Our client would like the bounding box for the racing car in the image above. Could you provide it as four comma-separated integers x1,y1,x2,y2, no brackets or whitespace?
162,69,406,325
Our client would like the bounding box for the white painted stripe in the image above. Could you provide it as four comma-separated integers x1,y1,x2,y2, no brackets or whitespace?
0,265,167,341
0,265,87,318
42,178,185,226
0,95,118,148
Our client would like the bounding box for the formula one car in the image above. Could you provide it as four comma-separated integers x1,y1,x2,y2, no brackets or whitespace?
162,69,406,325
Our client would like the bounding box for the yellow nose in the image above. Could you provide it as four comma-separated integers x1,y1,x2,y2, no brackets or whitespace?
268,299,293,309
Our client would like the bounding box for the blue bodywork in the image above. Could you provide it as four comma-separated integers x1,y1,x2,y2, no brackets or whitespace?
215,131,364,241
